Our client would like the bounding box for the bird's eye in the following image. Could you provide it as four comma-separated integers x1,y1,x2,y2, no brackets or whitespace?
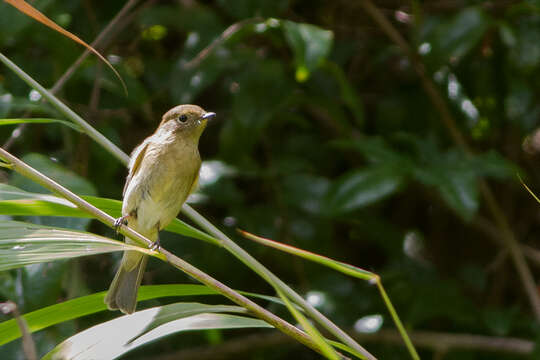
178,114,188,123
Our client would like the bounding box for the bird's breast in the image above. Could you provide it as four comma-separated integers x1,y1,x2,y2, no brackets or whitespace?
123,139,201,233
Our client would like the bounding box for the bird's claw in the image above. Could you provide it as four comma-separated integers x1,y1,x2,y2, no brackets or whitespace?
149,239,161,251
113,216,129,233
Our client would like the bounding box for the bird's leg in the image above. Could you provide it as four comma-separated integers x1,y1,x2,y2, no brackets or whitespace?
113,210,136,234
149,222,161,251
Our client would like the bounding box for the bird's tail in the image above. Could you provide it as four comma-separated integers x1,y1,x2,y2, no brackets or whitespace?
104,231,156,314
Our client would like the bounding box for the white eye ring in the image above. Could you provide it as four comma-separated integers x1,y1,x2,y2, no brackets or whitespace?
178,114,188,123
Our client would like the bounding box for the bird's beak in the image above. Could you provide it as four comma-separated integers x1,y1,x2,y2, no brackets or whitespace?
201,112,216,121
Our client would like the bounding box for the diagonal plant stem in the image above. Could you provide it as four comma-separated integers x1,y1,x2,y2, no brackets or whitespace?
0,53,129,164
181,206,373,357
0,147,349,360
0,51,373,358
3,0,141,150
359,0,540,320
237,230,419,360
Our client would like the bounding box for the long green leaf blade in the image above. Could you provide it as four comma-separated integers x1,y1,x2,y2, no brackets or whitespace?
42,303,271,360
275,288,341,360
0,220,150,271
0,118,82,132
239,229,375,280
239,230,420,360
0,284,293,347
0,184,218,244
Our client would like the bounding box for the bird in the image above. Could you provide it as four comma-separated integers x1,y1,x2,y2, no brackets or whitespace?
104,104,215,314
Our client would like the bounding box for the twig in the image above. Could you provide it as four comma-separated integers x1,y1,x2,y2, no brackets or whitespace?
183,17,262,70
0,302,37,360
149,328,535,360
0,147,343,360
359,0,540,321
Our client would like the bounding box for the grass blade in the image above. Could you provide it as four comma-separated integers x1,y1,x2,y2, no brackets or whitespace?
274,288,341,360
239,229,420,360
0,118,82,132
0,220,152,271
0,184,218,244
0,284,299,347
42,303,270,360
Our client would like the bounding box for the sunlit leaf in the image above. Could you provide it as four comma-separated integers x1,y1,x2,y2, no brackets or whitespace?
127,303,247,342
0,184,218,244
42,304,271,360
0,284,295,347
0,220,150,271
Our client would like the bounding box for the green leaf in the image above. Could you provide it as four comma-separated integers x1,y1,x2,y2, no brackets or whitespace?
333,136,413,165
240,230,375,280
0,220,148,271
325,166,406,215
11,153,97,196
414,151,479,222
0,284,291,347
0,118,82,132
10,153,98,231
127,303,247,342
0,184,218,244
220,59,294,164
238,230,419,359
323,62,364,126
426,7,490,65
42,303,270,360
430,170,478,221
507,16,540,71
282,20,333,82
217,0,290,19
282,174,330,214
402,136,515,221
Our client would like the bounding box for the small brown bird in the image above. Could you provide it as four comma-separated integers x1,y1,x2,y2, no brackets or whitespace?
104,104,215,314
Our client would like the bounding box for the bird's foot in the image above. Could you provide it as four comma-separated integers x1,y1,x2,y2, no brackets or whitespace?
113,215,129,233
149,238,161,251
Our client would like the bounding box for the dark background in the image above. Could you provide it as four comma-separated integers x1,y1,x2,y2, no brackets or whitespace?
2,0,540,359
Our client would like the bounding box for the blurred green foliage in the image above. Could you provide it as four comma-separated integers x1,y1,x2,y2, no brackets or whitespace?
2,0,540,359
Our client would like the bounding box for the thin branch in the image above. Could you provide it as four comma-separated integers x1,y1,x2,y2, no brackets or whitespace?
359,0,540,321
183,17,262,70
150,329,535,360
0,147,343,360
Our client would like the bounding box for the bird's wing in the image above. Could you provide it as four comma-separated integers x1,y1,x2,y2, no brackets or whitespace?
123,141,149,196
